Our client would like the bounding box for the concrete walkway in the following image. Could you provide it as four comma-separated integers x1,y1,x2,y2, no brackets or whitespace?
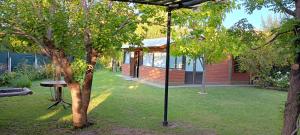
118,75,254,88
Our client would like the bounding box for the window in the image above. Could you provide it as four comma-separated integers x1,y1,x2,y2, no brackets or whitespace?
169,56,176,68
169,56,183,69
196,58,204,72
143,52,153,66
185,56,193,71
185,56,203,71
130,52,135,58
176,56,183,69
140,52,183,69
154,52,166,68
124,52,130,64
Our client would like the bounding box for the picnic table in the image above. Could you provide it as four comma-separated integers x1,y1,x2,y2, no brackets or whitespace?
40,80,71,109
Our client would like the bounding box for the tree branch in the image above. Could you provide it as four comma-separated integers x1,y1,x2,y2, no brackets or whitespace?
265,30,292,45
251,30,292,50
14,30,42,46
112,17,134,35
145,20,167,27
40,48,51,57
275,1,296,17
112,16,162,35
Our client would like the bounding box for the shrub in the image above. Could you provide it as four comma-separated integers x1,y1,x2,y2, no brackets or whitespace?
0,63,54,87
37,64,54,79
253,71,290,91
8,75,32,88
271,71,290,90
15,64,40,80
253,75,273,88
15,63,54,80
0,72,17,86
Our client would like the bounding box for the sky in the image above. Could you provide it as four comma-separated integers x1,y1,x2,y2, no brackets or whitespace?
223,6,281,30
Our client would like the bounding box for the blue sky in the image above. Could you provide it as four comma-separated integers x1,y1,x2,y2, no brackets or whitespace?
223,6,280,29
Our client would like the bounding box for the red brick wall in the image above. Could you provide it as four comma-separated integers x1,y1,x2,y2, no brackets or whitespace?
123,57,250,85
231,72,250,84
122,64,130,76
205,58,231,85
169,69,185,85
139,66,185,85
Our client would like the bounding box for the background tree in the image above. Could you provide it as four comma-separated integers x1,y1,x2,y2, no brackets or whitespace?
230,18,291,88
170,1,237,93
242,0,300,134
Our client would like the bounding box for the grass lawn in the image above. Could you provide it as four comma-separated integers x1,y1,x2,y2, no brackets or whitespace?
0,71,287,135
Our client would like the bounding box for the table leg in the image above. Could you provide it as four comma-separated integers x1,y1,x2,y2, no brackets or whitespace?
57,87,62,102
48,101,60,109
62,100,72,106
48,87,71,109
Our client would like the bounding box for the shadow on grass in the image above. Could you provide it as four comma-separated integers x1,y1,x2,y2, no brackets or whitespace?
36,89,112,122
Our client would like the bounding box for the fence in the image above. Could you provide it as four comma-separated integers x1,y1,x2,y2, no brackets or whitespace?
0,52,50,74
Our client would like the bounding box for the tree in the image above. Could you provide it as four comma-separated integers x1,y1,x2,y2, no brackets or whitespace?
170,1,237,93
135,11,166,39
229,18,291,88
0,0,145,128
242,0,300,134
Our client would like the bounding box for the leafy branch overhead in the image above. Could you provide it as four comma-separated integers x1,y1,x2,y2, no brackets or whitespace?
170,0,238,64
244,0,296,17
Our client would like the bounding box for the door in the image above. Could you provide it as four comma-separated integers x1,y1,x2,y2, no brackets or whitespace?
185,57,203,84
130,51,140,78
134,51,140,78
129,52,135,77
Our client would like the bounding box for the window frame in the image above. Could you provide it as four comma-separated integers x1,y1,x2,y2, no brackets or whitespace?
142,52,154,67
139,51,184,70
124,51,131,64
153,52,166,68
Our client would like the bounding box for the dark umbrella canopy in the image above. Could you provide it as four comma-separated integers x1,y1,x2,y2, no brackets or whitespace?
111,0,210,9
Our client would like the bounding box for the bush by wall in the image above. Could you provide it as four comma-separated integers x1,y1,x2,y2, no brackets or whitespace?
0,64,54,87
253,71,290,91
8,75,32,88
0,72,17,86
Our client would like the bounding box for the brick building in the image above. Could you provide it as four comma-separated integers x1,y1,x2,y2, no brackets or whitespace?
121,38,250,85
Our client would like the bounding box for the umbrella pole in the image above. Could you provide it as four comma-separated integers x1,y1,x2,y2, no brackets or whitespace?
163,8,172,127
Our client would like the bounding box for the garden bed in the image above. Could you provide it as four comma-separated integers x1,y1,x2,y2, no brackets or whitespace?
0,87,33,97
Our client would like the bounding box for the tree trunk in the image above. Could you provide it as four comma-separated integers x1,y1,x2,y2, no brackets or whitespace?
282,64,300,135
60,57,88,128
69,83,85,128
193,59,196,83
282,1,300,134
54,63,61,101
47,42,88,128
81,48,98,125
112,58,116,72
59,54,88,128
80,0,99,126
51,53,62,101
200,57,206,93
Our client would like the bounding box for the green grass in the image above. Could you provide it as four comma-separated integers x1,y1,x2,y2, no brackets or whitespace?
0,71,287,135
